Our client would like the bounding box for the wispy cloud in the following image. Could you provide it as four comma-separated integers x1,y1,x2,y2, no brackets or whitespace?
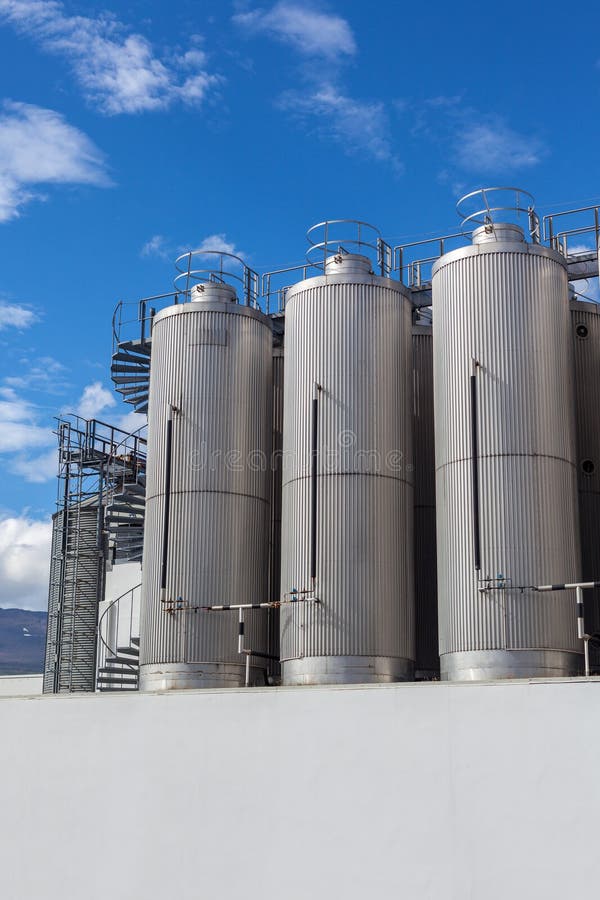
10,448,57,483
5,356,68,394
140,234,169,259
0,512,52,610
194,233,241,255
234,5,400,171
457,119,546,174
233,2,356,60
142,232,245,262
0,0,222,115
0,302,37,329
278,86,402,172
75,381,116,419
0,388,52,453
0,100,109,221
411,97,547,180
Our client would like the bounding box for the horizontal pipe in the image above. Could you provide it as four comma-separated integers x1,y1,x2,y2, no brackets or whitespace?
535,582,600,592
239,649,279,661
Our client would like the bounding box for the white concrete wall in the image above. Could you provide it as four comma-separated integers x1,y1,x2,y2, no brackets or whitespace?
1,678,599,900
0,673,42,696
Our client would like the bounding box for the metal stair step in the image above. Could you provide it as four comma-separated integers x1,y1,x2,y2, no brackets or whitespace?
98,686,138,692
105,656,140,667
117,646,139,657
131,637,140,646
97,675,138,684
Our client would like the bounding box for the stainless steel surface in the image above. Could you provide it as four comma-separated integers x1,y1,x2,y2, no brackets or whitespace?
571,299,600,663
280,255,415,685
412,325,439,677
283,655,413,685
139,662,266,691
433,227,582,681
441,649,582,681
139,289,272,690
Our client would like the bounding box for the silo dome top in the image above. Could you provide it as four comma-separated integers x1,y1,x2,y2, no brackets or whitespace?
190,282,237,303
471,223,525,245
305,218,392,277
173,249,260,309
324,252,373,276
457,186,540,244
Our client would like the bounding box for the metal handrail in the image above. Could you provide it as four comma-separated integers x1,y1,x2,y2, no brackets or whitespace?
542,205,600,255
112,292,181,351
174,249,259,307
305,219,392,276
261,262,321,313
456,186,538,236
97,583,141,673
393,232,467,287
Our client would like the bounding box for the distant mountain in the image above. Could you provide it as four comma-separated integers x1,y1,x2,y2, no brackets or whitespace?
0,609,47,675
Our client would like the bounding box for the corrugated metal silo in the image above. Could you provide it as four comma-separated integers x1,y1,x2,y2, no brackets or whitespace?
570,298,600,655
412,322,439,678
139,279,272,691
280,235,415,685
433,206,582,681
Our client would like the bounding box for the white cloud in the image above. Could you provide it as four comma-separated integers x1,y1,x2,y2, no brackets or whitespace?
0,302,37,329
277,86,402,171
0,0,222,115
456,119,546,174
233,2,356,59
140,234,169,259
0,513,52,610
10,448,56,483
0,100,108,221
75,382,116,419
0,389,52,452
116,410,147,435
195,233,241,255
5,356,68,393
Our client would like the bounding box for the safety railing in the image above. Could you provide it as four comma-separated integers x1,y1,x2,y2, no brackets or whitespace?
97,583,141,684
543,205,600,257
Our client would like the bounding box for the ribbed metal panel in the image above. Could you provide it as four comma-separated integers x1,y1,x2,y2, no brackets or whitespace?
412,325,439,677
570,299,600,656
433,237,582,680
44,506,104,693
139,297,272,690
43,511,63,693
280,260,415,684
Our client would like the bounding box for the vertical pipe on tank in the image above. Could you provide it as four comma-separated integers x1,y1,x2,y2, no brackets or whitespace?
433,223,582,681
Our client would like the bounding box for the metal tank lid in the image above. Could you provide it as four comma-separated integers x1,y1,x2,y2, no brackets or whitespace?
471,222,525,245
190,282,237,303
324,252,373,276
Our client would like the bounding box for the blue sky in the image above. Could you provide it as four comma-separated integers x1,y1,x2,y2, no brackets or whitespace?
0,0,599,609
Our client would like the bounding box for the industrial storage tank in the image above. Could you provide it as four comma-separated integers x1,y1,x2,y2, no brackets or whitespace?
139,252,272,691
412,320,439,678
570,298,600,659
280,221,415,685
433,189,582,681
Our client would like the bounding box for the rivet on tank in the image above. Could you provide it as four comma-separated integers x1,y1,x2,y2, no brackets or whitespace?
138,250,273,691
433,187,583,681
279,219,415,685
